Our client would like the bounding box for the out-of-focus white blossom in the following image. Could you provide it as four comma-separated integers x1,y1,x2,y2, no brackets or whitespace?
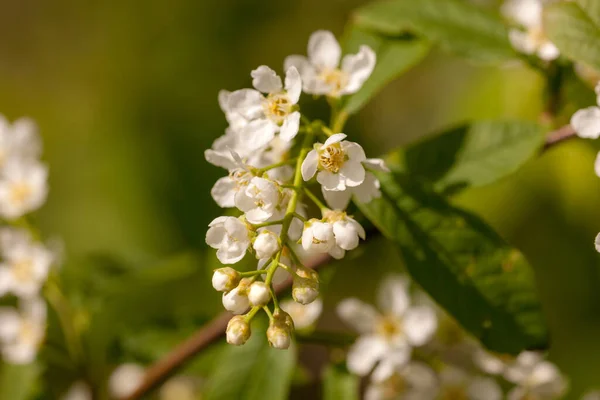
285,30,376,98
0,297,46,364
302,133,366,191
109,363,145,399
502,0,559,61
206,216,251,264
280,298,322,330
62,381,92,400
504,351,567,400
473,348,512,376
583,390,600,400
571,83,600,140
337,275,437,379
0,158,48,220
437,366,503,400
365,361,438,400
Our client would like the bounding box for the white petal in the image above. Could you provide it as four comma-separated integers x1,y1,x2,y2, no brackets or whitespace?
279,112,300,142
205,149,238,170
529,361,561,385
502,0,542,28
323,133,347,147
403,306,438,346
284,55,314,78
363,158,389,172
377,275,410,317
206,226,226,249
0,308,20,341
333,220,359,250
473,348,507,375
370,346,412,382
468,378,503,400
245,208,272,224
317,170,345,191
328,245,345,259
343,141,367,162
351,173,381,203
508,29,536,55
346,335,388,376
308,30,341,70
537,41,560,61
251,65,283,94
218,90,232,113
322,187,352,210
595,232,600,253
339,161,366,187
336,298,379,334
571,107,600,139
240,119,278,150
211,177,236,208
507,387,527,400
228,89,263,120
301,150,318,181
284,67,302,104
340,45,376,95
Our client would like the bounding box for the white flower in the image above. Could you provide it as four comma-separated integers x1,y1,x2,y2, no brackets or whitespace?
247,281,270,306
109,363,145,399
504,352,567,400
583,391,600,400
595,232,600,253
284,30,376,98
0,228,53,298
502,0,559,61
571,84,600,139
438,366,503,400
337,275,437,378
323,158,388,209
0,297,46,364
206,216,251,264
473,348,512,375
228,66,302,150
159,377,198,400
222,279,251,314
323,210,366,259
62,382,92,400
0,159,48,220
235,177,280,224
301,133,366,191
219,90,248,134
253,230,280,260
0,116,41,167
226,315,251,345
364,361,438,400
280,298,322,330
301,219,335,253
211,267,240,292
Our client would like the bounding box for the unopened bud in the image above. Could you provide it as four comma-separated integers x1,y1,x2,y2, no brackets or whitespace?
296,265,319,281
222,280,251,314
212,267,240,292
226,315,251,345
292,273,319,305
248,281,271,306
267,310,293,349
253,231,280,260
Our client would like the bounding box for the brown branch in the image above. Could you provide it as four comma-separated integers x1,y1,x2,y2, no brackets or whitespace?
123,253,332,400
543,124,577,150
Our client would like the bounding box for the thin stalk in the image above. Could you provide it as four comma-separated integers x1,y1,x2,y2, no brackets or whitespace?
256,158,297,173
240,270,269,277
303,188,328,211
252,219,284,229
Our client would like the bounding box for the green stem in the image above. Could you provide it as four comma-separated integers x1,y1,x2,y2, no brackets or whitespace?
252,219,284,229
263,306,274,321
257,158,297,174
244,306,261,322
304,188,328,211
240,270,269,277
292,212,306,222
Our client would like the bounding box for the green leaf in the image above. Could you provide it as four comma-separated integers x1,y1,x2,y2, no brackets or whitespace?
204,320,296,400
576,0,600,27
397,120,545,193
544,2,600,71
342,28,430,115
356,171,548,353
0,362,40,400
353,0,515,63
322,364,359,400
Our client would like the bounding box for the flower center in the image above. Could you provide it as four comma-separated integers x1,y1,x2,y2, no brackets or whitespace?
376,315,402,340
319,68,349,97
263,93,292,124
318,143,345,173
230,169,252,190
10,183,32,205
440,386,468,400
12,259,34,283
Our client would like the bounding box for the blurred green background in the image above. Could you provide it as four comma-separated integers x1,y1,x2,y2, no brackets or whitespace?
1,0,600,398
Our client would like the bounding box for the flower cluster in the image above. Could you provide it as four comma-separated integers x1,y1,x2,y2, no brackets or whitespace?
0,116,53,365
338,275,567,400
205,30,381,348
502,0,559,61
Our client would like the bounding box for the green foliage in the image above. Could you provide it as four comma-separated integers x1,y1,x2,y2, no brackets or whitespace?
353,0,515,63
396,120,546,193
0,363,40,400
204,320,296,400
576,0,600,27
342,27,430,115
322,364,359,400
544,2,600,71
356,169,548,353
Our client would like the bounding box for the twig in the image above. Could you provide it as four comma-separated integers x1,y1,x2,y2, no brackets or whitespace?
123,253,332,400
543,124,577,150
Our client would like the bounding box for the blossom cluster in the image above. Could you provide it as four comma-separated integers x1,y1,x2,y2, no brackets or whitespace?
336,275,567,400
204,30,383,348
0,116,53,364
